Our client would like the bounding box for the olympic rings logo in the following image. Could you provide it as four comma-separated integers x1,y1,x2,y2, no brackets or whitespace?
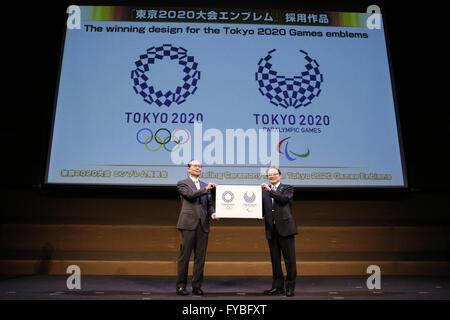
136,128,190,152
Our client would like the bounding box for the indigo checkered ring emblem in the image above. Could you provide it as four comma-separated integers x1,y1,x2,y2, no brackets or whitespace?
131,44,200,107
255,49,323,108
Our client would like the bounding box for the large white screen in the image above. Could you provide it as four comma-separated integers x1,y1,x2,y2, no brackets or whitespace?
46,6,407,187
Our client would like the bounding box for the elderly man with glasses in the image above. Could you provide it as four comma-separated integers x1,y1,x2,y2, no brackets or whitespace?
261,166,298,297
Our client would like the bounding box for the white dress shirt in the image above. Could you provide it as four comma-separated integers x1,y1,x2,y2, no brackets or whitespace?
190,175,200,190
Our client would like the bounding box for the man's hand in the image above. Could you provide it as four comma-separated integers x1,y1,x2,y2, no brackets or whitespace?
206,182,217,190
261,183,271,192
211,213,220,220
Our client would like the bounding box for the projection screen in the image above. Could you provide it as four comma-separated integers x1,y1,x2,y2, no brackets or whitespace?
45,5,407,187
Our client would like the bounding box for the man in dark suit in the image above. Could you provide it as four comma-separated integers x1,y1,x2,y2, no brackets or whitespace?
176,159,218,296
261,166,298,297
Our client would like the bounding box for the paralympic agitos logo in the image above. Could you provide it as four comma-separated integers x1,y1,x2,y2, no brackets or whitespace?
277,137,310,161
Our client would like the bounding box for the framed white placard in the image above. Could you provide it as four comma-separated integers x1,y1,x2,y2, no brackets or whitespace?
215,185,262,218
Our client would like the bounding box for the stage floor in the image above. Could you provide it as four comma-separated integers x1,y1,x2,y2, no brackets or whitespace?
1,275,449,300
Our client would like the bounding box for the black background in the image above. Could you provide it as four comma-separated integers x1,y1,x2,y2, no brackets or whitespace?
1,0,448,312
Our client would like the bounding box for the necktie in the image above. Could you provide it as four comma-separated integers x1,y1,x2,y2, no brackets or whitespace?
271,185,275,205
195,180,200,190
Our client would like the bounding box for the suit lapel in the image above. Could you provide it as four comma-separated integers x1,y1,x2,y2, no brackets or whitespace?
262,189,272,209
185,177,197,191
272,184,283,209
198,180,206,206
186,178,205,205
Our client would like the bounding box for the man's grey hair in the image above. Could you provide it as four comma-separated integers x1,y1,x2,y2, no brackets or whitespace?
187,159,201,168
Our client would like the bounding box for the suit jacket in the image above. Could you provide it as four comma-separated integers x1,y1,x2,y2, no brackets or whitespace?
176,178,215,233
262,183,298,240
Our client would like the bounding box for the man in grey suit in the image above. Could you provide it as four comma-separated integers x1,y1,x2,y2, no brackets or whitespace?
176,159,218,296
261,166,298,297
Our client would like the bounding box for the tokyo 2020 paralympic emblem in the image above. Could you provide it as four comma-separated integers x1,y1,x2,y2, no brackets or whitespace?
255,49,323,108
131,44,200,107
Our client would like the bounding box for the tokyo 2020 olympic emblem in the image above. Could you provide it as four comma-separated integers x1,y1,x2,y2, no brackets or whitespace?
222,191,234,203
255,49,323,108
131,44,200,107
